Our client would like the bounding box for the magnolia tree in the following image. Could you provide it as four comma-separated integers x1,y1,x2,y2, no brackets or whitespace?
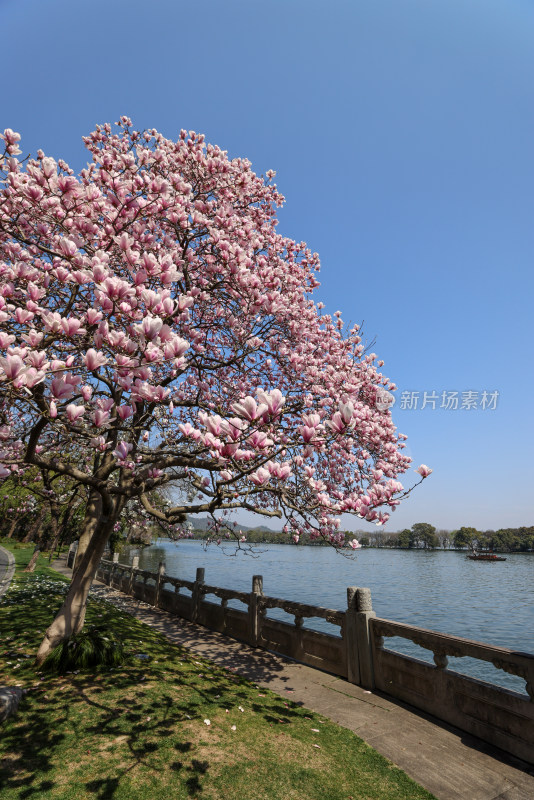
0,119,431,663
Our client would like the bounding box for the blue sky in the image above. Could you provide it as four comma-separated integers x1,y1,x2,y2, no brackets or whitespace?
2,0,533,532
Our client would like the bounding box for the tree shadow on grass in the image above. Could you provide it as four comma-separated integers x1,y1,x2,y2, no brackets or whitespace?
0,662,215,799
1,646,311,798
1,590,220,798
168,754,210,797
1,581,317,799
84,777,120,799
0,692,68,797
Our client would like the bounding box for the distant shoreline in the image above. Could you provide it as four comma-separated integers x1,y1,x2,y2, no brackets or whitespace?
180,535,533,554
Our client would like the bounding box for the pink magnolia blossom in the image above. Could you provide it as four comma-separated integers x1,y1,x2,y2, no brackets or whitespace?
92,409,110,427
61,318,86,337
178,423,201,440
163,337,189,359
99,276,134,301
1,128,21,146
83,349,108,371
176,295,194,312
246,431,272,449
302,413,321,429
269,462,292,480
90,436,110,451
27,351,48,370
416,464,433,478
0,354,26,382
231,396,264,421
256,388,285,416
66,404,85,423
325,412,345,434
23,368,46,388
0,425,12,440
23,330,43,347
58,238,78,258
50,377,75,400
206,415,223,436
113,441,133,460
86,309,103,325
15,308,34,324
300,426,317,443
249,467,270,486
116,405,133,420
137,316,163,340
41,312,63,332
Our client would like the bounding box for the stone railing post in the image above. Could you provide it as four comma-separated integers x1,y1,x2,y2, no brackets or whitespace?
110,556,118,587
112,552,119,563
128,555,139,595
249,575,263,646
356,588,376,689
155,561,165,607
192,567,205,623
346,586,376,689
346,587,361,684
67,541,78,569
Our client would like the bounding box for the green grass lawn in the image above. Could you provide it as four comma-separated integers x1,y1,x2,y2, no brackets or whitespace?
0,542,436,800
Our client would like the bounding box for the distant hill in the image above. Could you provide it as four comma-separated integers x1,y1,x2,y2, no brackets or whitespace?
186,516,280,534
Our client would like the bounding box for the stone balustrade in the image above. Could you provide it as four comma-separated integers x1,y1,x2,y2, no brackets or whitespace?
93,556,534,765
370,617,534,764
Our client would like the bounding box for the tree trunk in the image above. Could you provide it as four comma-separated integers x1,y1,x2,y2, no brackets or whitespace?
5,516,18,539
35,510,116,665
73,489,102,573
47,522,63,563
41,505,58,552
22,508,46,543
48,516,69,563
24,547,40,573
40,501,61,555
47,492,78,562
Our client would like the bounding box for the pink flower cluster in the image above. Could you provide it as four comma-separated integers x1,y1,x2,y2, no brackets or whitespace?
0,120,428,545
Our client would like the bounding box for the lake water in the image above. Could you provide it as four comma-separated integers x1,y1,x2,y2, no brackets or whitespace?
120,540,534,695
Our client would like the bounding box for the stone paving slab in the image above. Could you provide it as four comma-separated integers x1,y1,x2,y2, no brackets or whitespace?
52,557,534,800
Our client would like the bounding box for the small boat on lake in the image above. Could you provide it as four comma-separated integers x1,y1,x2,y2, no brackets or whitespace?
467,550,507,561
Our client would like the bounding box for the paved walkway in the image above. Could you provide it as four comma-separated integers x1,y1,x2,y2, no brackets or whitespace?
52,556,534,800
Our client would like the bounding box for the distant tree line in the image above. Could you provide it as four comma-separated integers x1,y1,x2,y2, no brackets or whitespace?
189,526,332,546
188,521,532,553
358,523,534,553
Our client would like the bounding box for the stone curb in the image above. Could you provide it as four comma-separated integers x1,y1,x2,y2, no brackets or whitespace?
0,546,15,599
0,686,26,724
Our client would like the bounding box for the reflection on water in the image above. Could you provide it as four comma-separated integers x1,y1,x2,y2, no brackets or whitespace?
120,540,534,695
